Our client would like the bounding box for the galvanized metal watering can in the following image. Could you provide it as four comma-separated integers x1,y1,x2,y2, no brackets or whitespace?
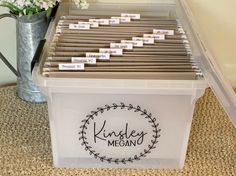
0,12,48,103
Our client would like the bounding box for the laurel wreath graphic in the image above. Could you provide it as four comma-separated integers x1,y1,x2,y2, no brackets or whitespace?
79,102,161,164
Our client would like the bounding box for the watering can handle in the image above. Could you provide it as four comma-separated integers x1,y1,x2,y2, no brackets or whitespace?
0,52,18,76
31,39,46,72
0,13,19,77
0,13,17,20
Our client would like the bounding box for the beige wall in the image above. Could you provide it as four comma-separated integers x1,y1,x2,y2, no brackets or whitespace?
0,0,236,86
0,8,17,85
92,0,172,3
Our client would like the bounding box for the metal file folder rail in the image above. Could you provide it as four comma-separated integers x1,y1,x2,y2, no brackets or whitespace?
33,0,236,168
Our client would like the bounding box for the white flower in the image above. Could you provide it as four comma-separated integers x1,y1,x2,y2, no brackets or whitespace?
15,0,25,8
0,0,89,16
80,1,89,9
42,2,49,9
25,0,31,6
72,0,89,9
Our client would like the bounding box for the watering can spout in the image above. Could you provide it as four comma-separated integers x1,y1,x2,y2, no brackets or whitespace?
0,52,19,77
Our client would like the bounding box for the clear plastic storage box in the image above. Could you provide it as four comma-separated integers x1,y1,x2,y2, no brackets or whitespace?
33,0,236,168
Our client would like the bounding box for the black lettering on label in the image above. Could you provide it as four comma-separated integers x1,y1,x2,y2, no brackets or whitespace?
93,120,147,146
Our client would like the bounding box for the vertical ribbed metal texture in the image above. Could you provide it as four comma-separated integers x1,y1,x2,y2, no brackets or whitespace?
16,12,47,103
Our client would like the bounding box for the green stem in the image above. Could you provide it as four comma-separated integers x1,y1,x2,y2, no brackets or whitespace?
4,2,23,14
46,7,52,18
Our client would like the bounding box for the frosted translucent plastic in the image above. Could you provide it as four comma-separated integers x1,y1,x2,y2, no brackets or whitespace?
34,63,207,168
33,0,210,169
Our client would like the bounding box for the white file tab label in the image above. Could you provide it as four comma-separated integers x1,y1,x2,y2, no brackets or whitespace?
153,29,174,35
121,40,143,47
111,17,131,23
132,37,155,44
110,43,133,50
59,63,84,70
109,18,120,25
121,13,140,19
89,19,110,25
143,34,165,40
86,53,110,60
99,48,123,56
69,23,90,30
71,57,96,64
99,19,110,25
78,21,99,28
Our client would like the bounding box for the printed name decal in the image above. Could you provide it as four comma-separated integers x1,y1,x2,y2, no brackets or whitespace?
79,103,161,164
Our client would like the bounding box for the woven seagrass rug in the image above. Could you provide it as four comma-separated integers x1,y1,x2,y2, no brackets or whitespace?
0,86,235,176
